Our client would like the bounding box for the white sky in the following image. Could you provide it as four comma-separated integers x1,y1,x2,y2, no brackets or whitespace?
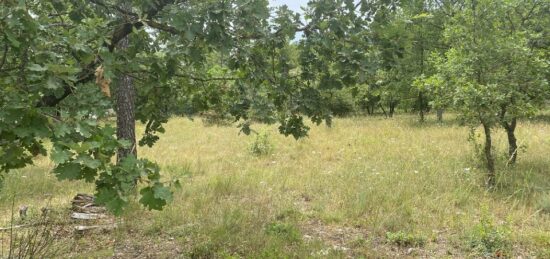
269,0,309,13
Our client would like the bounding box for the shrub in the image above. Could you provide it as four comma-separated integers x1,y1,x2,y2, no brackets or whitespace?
1,199,60,258
467,213,511,257
328,90,356,117
385,231,427,247
200,111,234,126
249,131,273,156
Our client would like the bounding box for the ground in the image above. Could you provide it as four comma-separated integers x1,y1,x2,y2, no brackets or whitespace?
1,114,549,258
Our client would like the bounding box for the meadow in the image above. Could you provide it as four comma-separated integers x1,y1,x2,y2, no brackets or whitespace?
1,114,549,258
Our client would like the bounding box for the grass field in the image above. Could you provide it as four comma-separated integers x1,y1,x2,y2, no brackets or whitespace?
1,114,549,258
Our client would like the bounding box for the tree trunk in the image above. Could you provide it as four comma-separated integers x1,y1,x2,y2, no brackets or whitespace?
115,29,136,162
503,118,518,165
482,122,495,186
379,104,388,118
418,92,425,123
367,105,373,115
437,109,443,122
389,102,396,118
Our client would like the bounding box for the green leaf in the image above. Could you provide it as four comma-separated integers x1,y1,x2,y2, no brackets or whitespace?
75,123,92,138
5,32,20,47
28,64,48,72
153,185,173,203
51,148,71,164
139,185,170,211
96,188,126,215
53,163,81,180
75,155,101,169
46,77,59,89
53,123,71,137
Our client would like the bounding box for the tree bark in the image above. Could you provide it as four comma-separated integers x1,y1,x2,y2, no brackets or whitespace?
482,122,495,186
503,118,518,165
389,101,396,118
115,15,137,162
418,91,425,123
379,104,388,118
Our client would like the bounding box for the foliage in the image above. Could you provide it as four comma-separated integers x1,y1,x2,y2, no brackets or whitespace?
0,0,548,214
0,0,341,213
249,130,274,156
467,211,511,257
326,89,356,117
385,231,427,247
264,222,302,244
1,196,60,258
429,0,549,175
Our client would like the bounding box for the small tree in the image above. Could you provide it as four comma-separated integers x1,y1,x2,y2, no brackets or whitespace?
431,0,548,184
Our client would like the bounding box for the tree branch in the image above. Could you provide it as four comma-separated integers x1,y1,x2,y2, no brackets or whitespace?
144,19,180,34
37,0,177,108
173,73,239,82
89,0,138,17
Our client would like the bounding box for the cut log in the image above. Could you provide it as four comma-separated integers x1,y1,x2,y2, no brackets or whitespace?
74,224,116,232
71,212,106,220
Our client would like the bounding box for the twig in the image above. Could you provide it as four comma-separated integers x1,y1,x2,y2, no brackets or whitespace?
0,224,30,232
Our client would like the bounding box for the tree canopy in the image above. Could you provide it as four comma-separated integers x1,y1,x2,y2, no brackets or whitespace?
1,0,548,212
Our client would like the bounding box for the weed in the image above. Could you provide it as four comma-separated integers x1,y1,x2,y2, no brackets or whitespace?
467,211,511,257
537,193,550,214
385,231,427,247
188,239,217,259
275,208,304,221
348,236,368,248
1,197,60,258
249,131,273,156
265,222,301,244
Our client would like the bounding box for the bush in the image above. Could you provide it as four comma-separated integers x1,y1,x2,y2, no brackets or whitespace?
385,231,427,247
328,90,356,117
467,213,511,257
249,131,273,156
1,198,60,258
200,111,234,126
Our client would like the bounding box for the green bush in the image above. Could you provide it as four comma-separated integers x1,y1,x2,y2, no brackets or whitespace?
249,131,273,156
328,90,356,117
467,214,511,257
200,111,234,126
385,231,427,247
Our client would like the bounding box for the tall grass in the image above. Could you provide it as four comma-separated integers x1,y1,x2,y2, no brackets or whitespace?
1,114,549,257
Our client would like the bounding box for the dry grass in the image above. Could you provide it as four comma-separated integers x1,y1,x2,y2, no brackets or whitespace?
1,114,549,258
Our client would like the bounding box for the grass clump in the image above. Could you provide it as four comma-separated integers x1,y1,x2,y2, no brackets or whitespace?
265,222,302,244
537,193,550,214
385,231,427,247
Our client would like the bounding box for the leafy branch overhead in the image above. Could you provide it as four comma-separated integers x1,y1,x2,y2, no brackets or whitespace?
0,0,548,213
0,0,373,213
